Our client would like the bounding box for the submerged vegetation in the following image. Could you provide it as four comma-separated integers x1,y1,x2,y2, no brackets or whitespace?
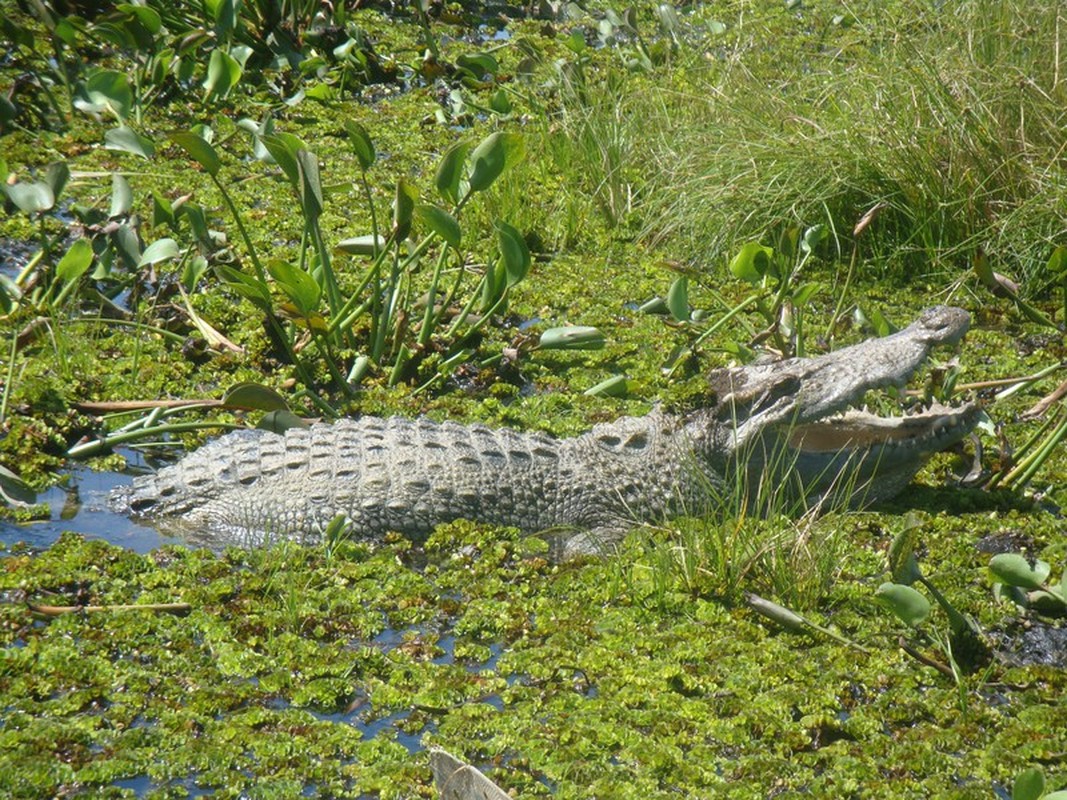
1,0,1066,797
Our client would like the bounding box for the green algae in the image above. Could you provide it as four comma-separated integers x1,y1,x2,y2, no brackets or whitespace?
2,519,1064,798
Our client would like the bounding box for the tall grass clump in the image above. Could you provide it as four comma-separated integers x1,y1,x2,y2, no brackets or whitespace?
624,0,1067,284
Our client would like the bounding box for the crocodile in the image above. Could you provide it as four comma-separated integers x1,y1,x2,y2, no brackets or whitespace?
112,306,979,556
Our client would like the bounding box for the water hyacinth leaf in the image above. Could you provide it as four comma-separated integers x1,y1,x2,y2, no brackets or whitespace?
990,553,1051,590
344,121,375,170
1012,768,1045,800
296,148,323,219
456,52,500,79
45,162,70,200
205,0,237,35
336,235,387,255
887,521,923,585
1,180,54,214
584,375,630,397
468,132,524,193
800,224,828,255
217,265,272,311
0,274,22,312
1047,245,1067,275
393,178,418,240
203,48,242,100
496,221,530,286
182,254,208,292
539,326,605,350
116,3,162,33
152,191,175,229
875,582,930,627
83,69,133,120
56,238,93,283
666,276,689,322
791,282,822,306
170,132,221,176
261,133,304,188
489,88,513,115
436,141,470,205
105,125,155,158
138,238,179,267
729,242,774,283
267,260,321,315
0,464,35,507
109,174,134,218
223,382,290,412
112,224,142,268
417,205,461,249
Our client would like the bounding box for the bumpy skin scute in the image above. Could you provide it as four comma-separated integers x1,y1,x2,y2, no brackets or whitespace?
122,417,569,547
113,307,979,554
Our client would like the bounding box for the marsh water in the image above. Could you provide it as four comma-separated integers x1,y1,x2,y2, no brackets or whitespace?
1,469,172,553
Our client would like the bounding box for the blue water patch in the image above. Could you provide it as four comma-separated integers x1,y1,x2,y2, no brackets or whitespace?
0,464,180,553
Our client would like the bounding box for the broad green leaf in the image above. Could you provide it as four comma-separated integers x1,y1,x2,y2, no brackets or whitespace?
295,148,323,219
170,132,221,176
435,141,470,205
1012,768,1045,800
45,162,69,200
111,224,141,267
990,554,1051,590
267,260,321,315
800,224,828,254
105,125,155,158
456,52,500,79
205,0,237,38
496,221,530,286
182,255,208,292
109,173,133,218
1047,245,1067,275
729,242,774,283
417,205,461,249
489,88,512,115
223,382,290,412
83,69,133,120
336,235,387,255
216,265,272,311
0,464,35,507
55,238,93,282
0,273,22,312
584,375,631,397
539,326,605,351
1,181,54,214
257,409,310,433
875,582,930,627
393,178,418,240
152,191,175,229
344,121,376,170
791,282,822,306
230,45,253,69
666,276,689,322
468,132,524,193
203,48,242,100
138,238,180,267
261,133,305,188
887,521,923,585
116,3,162,33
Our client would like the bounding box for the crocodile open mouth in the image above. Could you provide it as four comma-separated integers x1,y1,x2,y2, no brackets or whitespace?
786,401,980,454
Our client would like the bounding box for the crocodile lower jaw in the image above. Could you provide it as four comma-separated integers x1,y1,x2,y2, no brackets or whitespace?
786,401,980,454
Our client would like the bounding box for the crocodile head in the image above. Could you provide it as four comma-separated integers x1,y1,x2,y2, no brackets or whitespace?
705,306,979,507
